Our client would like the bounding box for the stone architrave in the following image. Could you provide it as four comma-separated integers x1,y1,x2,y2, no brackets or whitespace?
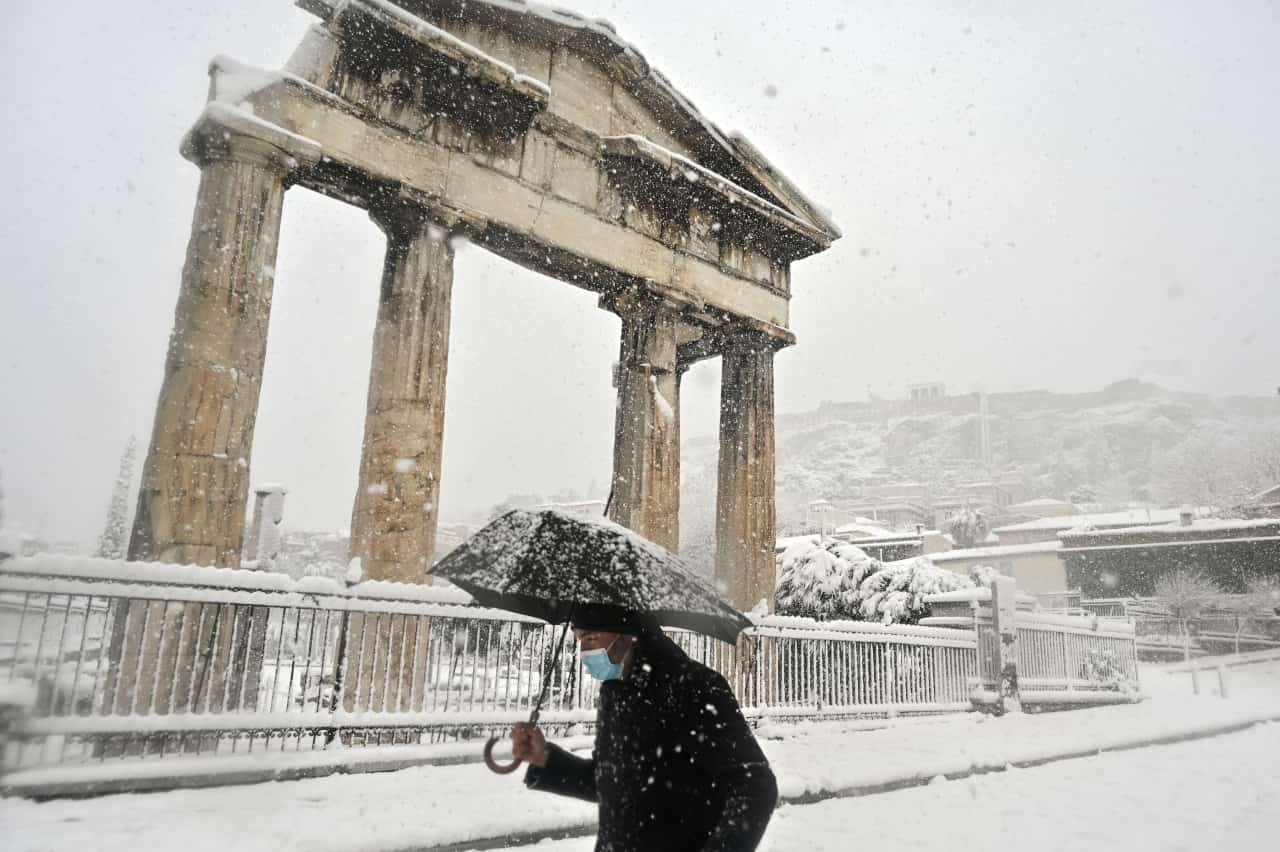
129,133,308,568
348,206,454,583
607,294,683,552
715,338,778,612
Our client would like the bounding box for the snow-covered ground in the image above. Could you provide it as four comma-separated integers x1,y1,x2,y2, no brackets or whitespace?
497,721,1280,852
3,662,1278,852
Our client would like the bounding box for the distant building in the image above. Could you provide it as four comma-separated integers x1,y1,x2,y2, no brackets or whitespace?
434,523,476,561
1059,517,1280,597
775,527,948,562
956,481,1013,510
834,519,895,540
931,498,971,529
535,499,606,518
1003,498,1077,520
908,382,946,401
839,501,930,530
863,482,929,502
991,506,1194,547
930,541,1067,595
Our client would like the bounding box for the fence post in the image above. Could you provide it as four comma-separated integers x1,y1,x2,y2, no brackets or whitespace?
992,575,1021,713
1060,630,1073,692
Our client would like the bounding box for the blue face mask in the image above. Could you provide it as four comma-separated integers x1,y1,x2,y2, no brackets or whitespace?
581,638,624,681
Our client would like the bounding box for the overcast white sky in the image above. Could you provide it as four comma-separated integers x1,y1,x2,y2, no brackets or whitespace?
1,0,1277,545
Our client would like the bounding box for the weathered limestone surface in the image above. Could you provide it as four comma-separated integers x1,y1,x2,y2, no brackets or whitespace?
606,295,685,551
242,75,799,331
715,341,778,611
349,208,454,582
129,142,293,568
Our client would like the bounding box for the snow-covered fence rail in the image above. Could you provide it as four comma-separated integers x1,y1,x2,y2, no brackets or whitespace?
0,556,599,775
1,556,984,787
1015,612,1140,700
924,588,1141,708
676,617,979,718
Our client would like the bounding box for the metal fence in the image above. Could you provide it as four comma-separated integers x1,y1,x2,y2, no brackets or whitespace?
928,589,1141,706
1014,611,1140,699
1,555,1133,788
1,556,980,778
1071,596,1280,658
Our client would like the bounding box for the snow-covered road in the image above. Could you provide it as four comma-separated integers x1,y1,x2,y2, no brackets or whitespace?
3,662,1278,851
494,720,1280,852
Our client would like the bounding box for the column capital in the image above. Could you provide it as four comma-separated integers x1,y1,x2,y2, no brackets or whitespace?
598,285,673,321
717,320,795,354
181,103,322,175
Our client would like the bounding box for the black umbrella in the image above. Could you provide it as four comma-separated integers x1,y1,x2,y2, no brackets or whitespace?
429,509,751,643
428,508,752,773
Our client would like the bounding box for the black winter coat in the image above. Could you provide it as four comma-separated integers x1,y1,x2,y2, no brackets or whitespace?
525,632,776,852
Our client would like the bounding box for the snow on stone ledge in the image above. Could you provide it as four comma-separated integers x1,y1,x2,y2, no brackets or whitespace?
0,555,474,607
208,55,285,110
600,134,821,239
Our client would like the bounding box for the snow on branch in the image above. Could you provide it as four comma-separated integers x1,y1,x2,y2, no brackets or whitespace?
775,539,976,625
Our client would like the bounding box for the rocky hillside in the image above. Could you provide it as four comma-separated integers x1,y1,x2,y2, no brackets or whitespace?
679,380,1280,569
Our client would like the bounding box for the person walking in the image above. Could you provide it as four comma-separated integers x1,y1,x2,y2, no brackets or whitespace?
510,605,776,852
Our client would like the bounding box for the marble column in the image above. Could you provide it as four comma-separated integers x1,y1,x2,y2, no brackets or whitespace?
348,205,454,583
715,338,778,611
607,295,682,551
129,137,294,568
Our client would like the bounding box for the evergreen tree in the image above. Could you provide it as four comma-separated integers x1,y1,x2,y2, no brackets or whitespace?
775,540,975,625
97,436,137,559
946,507,990,548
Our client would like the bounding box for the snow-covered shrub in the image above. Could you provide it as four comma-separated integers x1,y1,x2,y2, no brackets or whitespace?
1082,647,1133,690
855,556,977,625
968,563,1002,588
774,539,877,619
775,541,976,624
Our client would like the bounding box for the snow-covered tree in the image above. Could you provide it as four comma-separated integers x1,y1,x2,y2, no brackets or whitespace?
775,540,975,625
1148,425,1280,510
946,507,989,548
1215,576,1280,654
774,539,878,619
1154,568,1221,663
1242,425,1280,496
854,556,977,624
96,436,136,560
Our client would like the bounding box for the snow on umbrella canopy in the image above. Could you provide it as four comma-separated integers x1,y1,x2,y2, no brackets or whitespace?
430,509,751,644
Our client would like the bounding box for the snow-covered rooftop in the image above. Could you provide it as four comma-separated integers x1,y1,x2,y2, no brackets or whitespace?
930,540,1063,562
1059,517,1280,539
833,521,895,538
1005,497,1076,512
993,507,1191,534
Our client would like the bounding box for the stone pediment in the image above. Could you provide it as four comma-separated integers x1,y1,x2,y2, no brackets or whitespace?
296,0,840,247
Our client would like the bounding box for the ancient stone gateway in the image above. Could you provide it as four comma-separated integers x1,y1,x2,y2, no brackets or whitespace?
129,0,839,610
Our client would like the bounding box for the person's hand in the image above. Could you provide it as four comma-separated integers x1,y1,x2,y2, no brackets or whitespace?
511,722,548,768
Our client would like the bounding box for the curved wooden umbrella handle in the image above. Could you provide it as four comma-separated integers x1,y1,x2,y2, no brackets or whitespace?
483,735,523,774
